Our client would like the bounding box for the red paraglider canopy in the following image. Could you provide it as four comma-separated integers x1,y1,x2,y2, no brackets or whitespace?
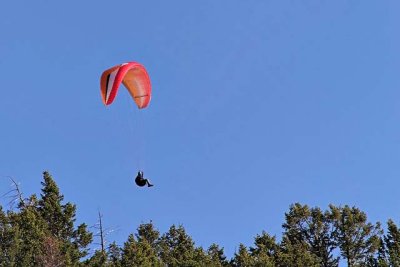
100,62,151,109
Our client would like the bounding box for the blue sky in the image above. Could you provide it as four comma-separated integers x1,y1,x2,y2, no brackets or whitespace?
1,0,399,257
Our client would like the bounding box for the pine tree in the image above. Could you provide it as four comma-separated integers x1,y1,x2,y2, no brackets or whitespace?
121,233,161,267
38,171,92,265
249,231,278,267
84,250,107,267
384,219,400,266
158,224,199,266
107,242,122,267
278,235,320,267
374,238,389,267
37,236,65,267
10,195,47,266
0,172,93,266
282,203,338,266
193,247,212,266
207,243,230,267
121,234,137,266
136,221,160,254
38,171,73,239
0,206,19,267
330,205,382,267
231,243,255,267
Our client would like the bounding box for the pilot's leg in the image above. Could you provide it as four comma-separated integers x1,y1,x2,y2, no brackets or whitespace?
146,179,154,187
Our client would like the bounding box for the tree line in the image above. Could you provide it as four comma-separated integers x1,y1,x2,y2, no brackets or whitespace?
0,171,399,267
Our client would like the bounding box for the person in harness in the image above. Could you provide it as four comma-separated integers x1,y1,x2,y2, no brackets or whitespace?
135,171,154,187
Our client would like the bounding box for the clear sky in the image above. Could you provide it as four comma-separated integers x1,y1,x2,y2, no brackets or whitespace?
1,0,399,257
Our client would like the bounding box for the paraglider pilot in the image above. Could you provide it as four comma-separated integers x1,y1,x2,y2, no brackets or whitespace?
135,171,154,187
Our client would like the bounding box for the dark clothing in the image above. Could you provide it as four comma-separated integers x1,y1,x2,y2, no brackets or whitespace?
135,171,153,187
135,176,148,187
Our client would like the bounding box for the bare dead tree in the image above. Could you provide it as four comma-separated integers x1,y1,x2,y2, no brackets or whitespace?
99,211,105,253
90,211,118,254
1,176,26,210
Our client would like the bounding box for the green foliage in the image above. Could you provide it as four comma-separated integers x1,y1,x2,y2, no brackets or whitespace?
37,236,65,267
382,219,400,266
136,221,160,246
330,205,382,267
249,231,278,266
158,224,203,266
0,206,19,267
2,171,400,266
282,203,339,266
107,242,122,267
0,171,92,266
121,233,161,267
9,194,48,266
278,235,321,267
84,250,107,266
207,243,230,267
231,243,255,267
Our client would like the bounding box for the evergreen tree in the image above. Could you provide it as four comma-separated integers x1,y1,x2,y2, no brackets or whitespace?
374,238,389,267
0,172,92,266
193,247,212,266
136,221,160,255
38,171,71,239
231,243,255,267
10,195,47,266
278,235,320,267
249,231,278,266
384,219,400,266
207,243,230,267
107,241,122,267
37,236,65,267
158,224,199,266
0,206,19,267
121,234,138,267
121,233,161,267
330,205,382,267
282,203,338,266
38,171,92,265
84,250,107,267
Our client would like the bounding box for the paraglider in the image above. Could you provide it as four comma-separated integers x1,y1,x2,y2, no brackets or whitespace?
135,171,154,187
100,62,151,108
100,62,153,187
